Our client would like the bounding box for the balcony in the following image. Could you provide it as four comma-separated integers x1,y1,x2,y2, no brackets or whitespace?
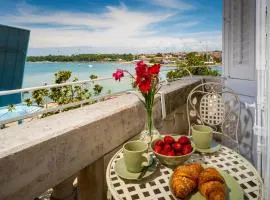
0,77,258,200
0,76,258,199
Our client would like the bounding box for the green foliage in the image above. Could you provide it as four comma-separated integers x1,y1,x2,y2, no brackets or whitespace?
156,53,163,57
73,77,79,82
167,52,220,79
54,70,72,84
149,58,159,63
7,104,15,112
89,75,103,95
73,85,91,101
203,53,207,61
167,65,219,79
49,71,73,105
32,89,49,106
27,54,134,62
89,74,98,80
93,84,103,95
24,98,32,106
25,71,103,110
186,52,204,66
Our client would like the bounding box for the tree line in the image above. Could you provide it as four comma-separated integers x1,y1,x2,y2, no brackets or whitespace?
27,54,134,62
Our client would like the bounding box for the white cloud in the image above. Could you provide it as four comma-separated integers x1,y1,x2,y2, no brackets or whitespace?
15,1,39,14
0,2,221,55
150,0,194,10
4,4,172,31
174,21,198,28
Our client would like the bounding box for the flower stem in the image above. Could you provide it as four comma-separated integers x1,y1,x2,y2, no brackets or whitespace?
146,94,154,143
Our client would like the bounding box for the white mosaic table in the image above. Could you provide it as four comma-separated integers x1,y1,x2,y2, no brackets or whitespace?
106,145,264,200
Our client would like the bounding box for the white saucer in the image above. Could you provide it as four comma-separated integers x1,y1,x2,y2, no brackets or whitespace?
195,140,221,153
115,157,157,180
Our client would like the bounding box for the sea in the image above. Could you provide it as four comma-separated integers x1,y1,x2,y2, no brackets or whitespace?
22,62,222,94
0,62,222,121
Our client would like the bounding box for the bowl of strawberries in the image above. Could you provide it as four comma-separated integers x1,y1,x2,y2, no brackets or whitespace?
151,135,195,167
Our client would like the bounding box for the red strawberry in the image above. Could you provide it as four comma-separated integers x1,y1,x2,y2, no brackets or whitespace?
167,151,175,156
164,144,172,153
155,139,164,148
173,143,182,152
160,150,166,155
181,144,193,155
154,145,162,154
178,136,190,145
164,136,175,144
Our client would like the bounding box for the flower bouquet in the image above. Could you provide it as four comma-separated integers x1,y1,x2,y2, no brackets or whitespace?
113,61,161,142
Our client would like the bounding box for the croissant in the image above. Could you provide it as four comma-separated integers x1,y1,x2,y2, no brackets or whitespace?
198,167,226,200
171,163,203,198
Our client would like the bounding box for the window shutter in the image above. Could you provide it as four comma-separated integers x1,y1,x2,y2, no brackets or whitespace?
227,0,256,80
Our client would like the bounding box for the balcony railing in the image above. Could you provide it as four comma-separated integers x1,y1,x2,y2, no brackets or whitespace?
0,68,174,128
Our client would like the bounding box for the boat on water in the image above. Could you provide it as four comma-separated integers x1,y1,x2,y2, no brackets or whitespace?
88,64,93,68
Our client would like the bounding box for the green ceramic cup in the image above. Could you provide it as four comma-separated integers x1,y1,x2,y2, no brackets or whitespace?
192,125,213,149
123,140,150,173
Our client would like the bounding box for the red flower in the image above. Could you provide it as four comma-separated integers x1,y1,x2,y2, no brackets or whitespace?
135,61,148,77
112,61,161,135
113,61,160,94
112,69,124,81
134,61,152,93
148,63,160,75
136,75,151,93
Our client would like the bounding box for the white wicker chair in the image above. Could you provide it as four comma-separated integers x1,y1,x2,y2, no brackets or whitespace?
187,82,240,151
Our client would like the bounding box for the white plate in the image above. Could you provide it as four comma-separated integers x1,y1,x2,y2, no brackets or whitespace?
195,140,221,153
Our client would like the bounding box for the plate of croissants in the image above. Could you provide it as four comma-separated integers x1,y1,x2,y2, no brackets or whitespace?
170,163,244,200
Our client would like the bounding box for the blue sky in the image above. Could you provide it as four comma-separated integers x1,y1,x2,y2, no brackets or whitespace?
0,0,222,55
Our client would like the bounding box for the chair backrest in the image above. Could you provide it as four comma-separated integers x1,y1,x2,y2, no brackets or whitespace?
187,82,240,147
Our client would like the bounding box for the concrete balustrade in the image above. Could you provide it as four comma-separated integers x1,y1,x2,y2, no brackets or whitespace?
0,78,200,200
50,175,77,200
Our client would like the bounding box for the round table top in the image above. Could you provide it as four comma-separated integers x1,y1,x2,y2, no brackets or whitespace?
106,145,264,200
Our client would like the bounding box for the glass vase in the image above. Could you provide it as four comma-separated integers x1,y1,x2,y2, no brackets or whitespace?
139,108,160,143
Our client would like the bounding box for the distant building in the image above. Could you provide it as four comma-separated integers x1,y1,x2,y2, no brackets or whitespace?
104,58,112,61
160,59,169,64
211,51,222,62
0,25,30,107
138,55,146,60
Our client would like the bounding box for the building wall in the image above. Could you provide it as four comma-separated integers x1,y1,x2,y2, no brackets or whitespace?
0,25,30,107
